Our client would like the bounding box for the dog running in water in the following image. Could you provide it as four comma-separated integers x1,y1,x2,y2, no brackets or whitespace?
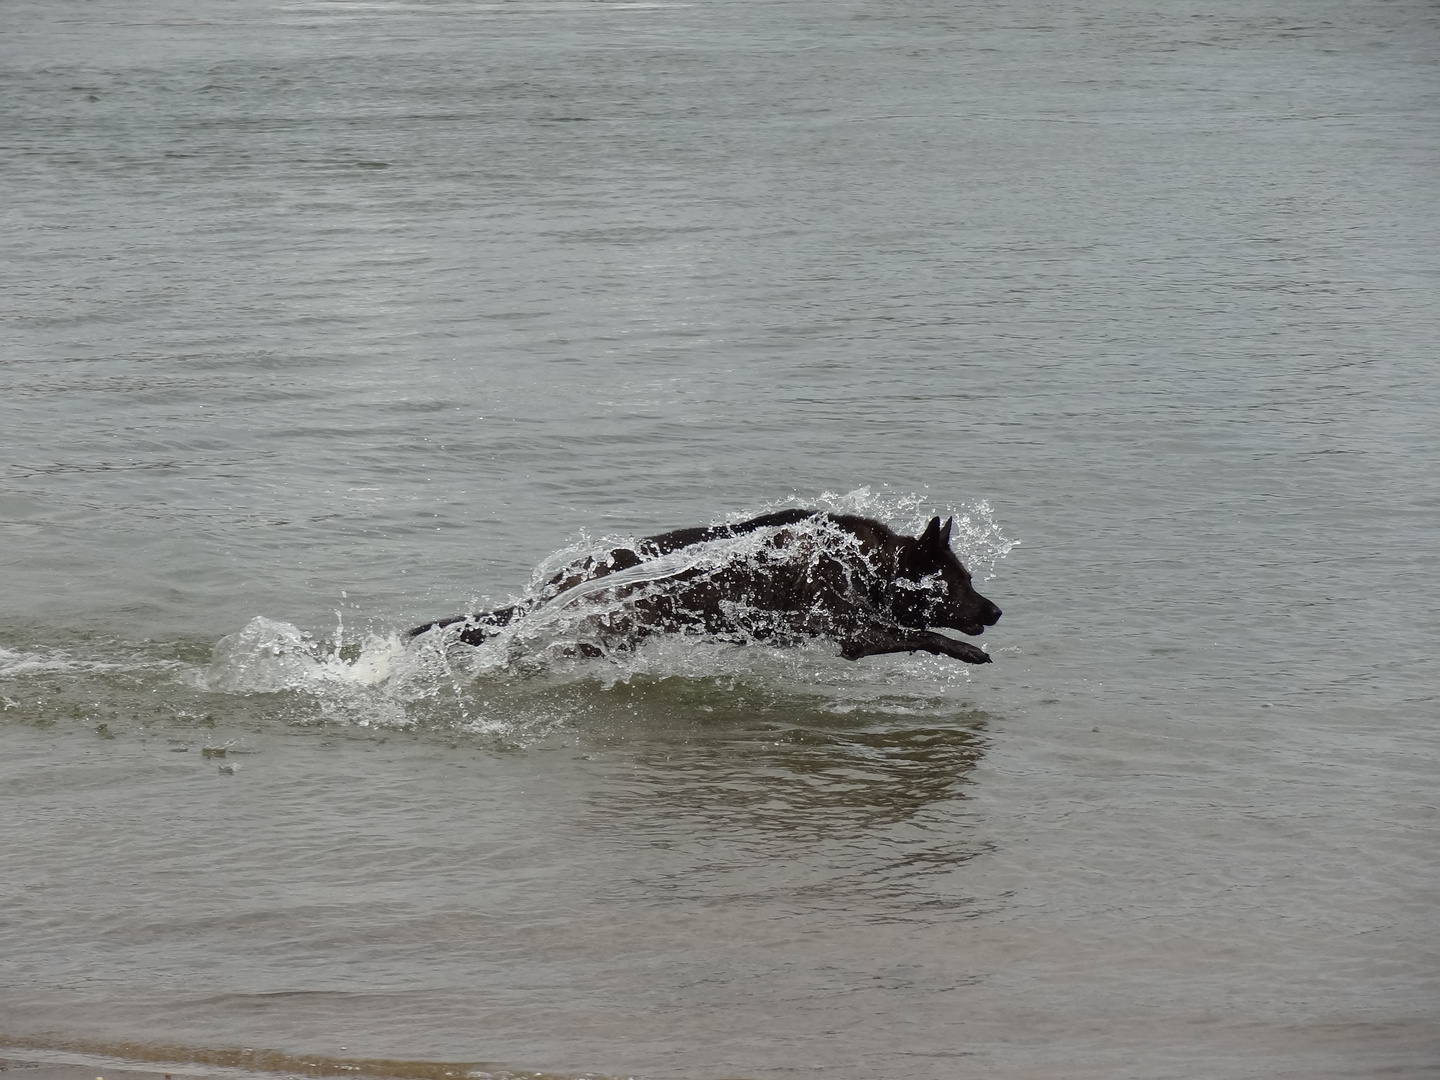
407,509,1002,663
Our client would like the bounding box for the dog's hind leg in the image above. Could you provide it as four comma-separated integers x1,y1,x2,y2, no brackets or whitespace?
839,628,991,664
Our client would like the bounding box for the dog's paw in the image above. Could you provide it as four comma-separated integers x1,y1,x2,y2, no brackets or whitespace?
942,638,991,664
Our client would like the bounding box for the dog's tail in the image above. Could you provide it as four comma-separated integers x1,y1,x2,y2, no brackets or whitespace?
406,604,520,646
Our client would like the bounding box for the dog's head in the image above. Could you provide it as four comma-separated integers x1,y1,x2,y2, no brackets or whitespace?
892,516,1003,635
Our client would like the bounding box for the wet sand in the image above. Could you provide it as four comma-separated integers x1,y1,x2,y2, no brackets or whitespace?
0,1064,212,1080
0,1046,608,1080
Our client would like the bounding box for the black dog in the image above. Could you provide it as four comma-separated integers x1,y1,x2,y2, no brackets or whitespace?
407,509,1002,663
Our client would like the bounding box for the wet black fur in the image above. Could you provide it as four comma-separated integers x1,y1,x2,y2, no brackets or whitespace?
407,509,1002,663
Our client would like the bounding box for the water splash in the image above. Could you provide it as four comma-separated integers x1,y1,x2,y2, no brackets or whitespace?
808,487,1019,580
202,616,473,732
196,493,1018,735
205,616,402,694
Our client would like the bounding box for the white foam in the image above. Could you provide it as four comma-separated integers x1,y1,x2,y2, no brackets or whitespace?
0,646,121,678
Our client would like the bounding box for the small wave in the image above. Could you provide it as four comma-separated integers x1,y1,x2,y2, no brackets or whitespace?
0,645,126,678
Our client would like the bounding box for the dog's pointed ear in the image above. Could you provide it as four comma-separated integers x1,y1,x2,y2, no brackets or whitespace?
919,516,942,550
939,516,953,548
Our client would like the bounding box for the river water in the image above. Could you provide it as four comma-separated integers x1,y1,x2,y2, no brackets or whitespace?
2,0,1438,1077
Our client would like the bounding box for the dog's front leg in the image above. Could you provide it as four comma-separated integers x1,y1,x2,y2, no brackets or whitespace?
840,628,991,664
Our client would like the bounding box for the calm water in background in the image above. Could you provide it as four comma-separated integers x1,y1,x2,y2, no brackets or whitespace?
2,0,1438,1077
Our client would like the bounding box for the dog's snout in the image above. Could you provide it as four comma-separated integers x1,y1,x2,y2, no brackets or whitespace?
980,598,1002,625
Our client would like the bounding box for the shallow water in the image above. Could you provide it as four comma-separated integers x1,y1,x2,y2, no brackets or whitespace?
2,0,1438,1077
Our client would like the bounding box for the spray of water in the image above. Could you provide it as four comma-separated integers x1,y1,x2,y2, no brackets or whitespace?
192,492,1018,735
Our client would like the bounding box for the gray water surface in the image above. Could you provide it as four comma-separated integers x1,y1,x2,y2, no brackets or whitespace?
2,0,1438,1077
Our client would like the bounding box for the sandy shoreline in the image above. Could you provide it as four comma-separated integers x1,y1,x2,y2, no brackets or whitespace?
1,1061,220,1080
3,1068,199,1080
0,1046,610,1080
